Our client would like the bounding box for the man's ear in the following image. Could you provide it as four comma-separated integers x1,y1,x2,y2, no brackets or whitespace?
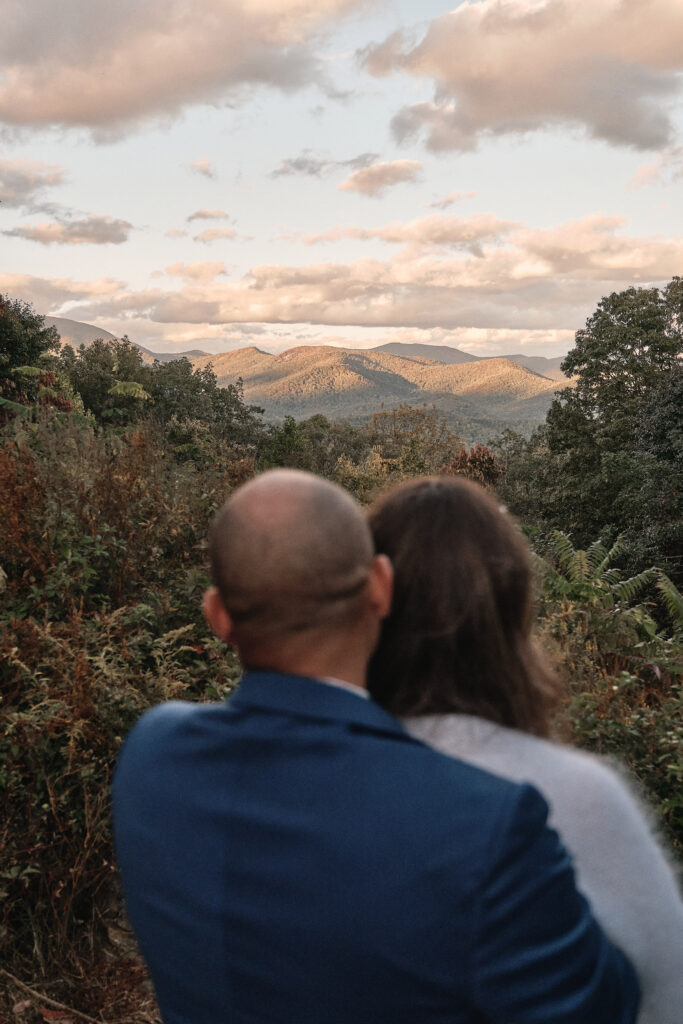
202,587,234,644
366,554,393,620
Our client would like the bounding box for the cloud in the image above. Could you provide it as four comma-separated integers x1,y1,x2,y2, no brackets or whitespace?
187,208,229,221
361,0,683,152
190,159,215,179
0,158,65,209
270,150,378,178
338,159,423,196
0,0,367,135
192,227,237,244
306,212,518,253
0,272,123,313
9,214,683,344
627,145,683,188
164,261,227,282
4,215,132,245
428,191,477,210
165,228,189,238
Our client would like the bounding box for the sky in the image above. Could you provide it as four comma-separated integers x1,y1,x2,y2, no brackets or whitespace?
1,0,683,358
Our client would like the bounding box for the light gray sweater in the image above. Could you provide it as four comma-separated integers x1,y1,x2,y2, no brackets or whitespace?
404,714,683,1024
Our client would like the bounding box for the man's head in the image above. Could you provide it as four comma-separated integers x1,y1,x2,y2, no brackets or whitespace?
203,469,392,680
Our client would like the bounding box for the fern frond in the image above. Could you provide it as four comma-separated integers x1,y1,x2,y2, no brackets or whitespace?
612,568,658,604
586,540,608,572
550,530,576,569
601,535,625,570
108,381,151,401
656,572,683,629
602,568,623,586
569,548,589,583
0,395,31,415
13,365,43,377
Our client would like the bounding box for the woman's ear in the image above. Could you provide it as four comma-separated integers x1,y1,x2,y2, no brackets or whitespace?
202,587,234,644
366,554,393,621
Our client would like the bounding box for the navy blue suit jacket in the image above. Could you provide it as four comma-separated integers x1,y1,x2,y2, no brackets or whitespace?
113,671,639,1023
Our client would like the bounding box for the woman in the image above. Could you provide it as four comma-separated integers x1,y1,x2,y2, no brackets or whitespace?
368,476,682,1024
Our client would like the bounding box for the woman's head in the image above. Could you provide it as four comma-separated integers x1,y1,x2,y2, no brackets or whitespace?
367,476,558,736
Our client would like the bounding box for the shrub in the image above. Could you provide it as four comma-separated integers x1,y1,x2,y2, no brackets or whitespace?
0,413,249,978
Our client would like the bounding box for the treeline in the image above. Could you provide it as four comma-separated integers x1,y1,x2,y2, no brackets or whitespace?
0,286,681,1016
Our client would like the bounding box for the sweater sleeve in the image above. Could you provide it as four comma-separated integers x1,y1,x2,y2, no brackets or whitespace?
563,758,683,1024
471,783,640,1024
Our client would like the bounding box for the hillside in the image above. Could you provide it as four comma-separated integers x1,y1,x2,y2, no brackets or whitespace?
193,345,567,438
502,353,567,380
373,342,568,380
44,315,207,364
373,342,481,364
45,316,117,348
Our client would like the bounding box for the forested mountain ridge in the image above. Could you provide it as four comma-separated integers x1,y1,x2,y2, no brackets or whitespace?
191,344,564,432
40,319,569,432
372,342,568,379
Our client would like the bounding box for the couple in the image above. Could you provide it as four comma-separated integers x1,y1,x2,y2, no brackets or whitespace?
113,469,681,1023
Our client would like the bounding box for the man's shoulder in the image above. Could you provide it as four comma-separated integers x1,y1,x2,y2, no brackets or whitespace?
114,699,228,779
352,717,551,865
125,697,218,741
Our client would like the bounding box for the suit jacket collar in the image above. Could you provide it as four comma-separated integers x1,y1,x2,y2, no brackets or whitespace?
230,670,412,741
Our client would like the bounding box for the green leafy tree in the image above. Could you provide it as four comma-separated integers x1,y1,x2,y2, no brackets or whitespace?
0,294,60,375
560,278,682,425
0,295,64,420
364,404,462,475
500,280,682,581
59,336,146,421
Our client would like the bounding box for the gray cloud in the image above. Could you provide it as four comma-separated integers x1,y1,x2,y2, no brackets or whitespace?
0,158,65,209
270,150,378,178
0,0,367,136
361,0,683,152
5,215,132,245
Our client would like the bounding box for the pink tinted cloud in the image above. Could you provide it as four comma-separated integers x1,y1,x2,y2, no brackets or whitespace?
193,227,237,244
338,159,423,196
187,209,229,221
362,0,683,151
10,214,683,336
190,159,215,179
0,0,367,135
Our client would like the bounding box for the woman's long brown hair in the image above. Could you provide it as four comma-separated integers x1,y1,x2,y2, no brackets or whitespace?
367,477,559,737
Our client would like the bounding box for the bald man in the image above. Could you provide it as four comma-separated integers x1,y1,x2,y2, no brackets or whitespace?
113,470,639,1024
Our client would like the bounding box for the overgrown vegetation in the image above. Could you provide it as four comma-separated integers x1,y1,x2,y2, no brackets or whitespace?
1,285,681,1019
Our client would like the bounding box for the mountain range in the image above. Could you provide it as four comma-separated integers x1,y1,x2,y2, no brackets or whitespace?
374,342,567,380
192,344,567,439
45,317,570,440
